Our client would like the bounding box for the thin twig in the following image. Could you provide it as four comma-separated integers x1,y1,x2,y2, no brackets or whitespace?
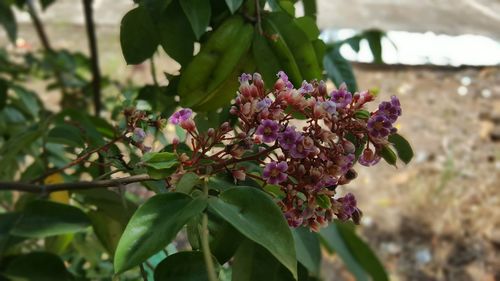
82,0,102,117
0,174,152,193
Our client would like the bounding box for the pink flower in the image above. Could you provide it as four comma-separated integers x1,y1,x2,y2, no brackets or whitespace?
331,83,352,109
358,148,381,166
169,108,192,125
262,161,288,184
278,126,300,150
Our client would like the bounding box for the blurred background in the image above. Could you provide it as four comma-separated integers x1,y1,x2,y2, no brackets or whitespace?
2,0,500,280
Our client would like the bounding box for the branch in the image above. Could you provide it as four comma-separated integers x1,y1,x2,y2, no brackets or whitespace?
82,0,102,117
0,174,152,193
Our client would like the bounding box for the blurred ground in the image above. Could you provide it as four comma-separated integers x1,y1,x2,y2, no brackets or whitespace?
2,3,500,280
322,65,500,281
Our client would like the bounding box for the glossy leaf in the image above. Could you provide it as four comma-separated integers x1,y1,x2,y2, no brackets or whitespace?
10,200,90,238
158,0,196,66
154,251,220,281
0,212,24,254
225,0,243,13
302,0,317,20
120,6,159,64
232,240,294,281
47,124,85,148
380,145,397,166
4,252,73,281
320,222,389,281
207,211,244,264
388,133,414,164
252,32,282,87
142,151,178,170
0,2,17,42
208,187,297,278
141,0,173,21
292,227,321,276
114,193,207,273
180,0,211,39
324,47,358,92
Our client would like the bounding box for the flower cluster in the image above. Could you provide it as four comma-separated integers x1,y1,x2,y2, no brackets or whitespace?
168,72,402,231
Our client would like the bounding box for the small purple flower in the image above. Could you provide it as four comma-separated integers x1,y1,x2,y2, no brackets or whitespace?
256,119,280,143
256,97,273,112
276,71,293,89
367,114,395,138
358,148,381,166
290,136,316,159
330,83,352,109
299,80,313,94
169,108,193,125
336,193,358,221
377,95,402,123
238,73,252,84
322,100,337,115
278,126,300,150
262,161,288,184
339,153,355,174
132,128,146,143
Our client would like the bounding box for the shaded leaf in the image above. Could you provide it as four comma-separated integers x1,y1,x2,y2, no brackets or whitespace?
208,187,297,278
294,17,319,41
180,0,211,39
114,193,207,273
120,6,159,64
158,0,196,66
0,2,17,42
324,47,357,92
47,124,85,148
302,0,317,20
10,200,90,238
292,227,321,276
177,172,201,194
225,0,243,13
363,30,384,64
154,251,220,281
232,240,294,281
4,252,73,281
320,222,389,281
380,145,397,166
0,78,7,109
88,210,125,255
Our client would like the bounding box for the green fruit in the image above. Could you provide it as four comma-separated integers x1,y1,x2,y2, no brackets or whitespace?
262,15,303,86
252,28,282,88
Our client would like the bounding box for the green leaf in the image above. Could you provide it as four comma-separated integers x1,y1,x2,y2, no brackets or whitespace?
4,252,73,281
224,0,243,13
207,211,244,264
154,251,220,281
142,151,178,170
292,227,321,276
208,187,297,278
279,1,295,16
0,2,17,42
263,184,286,199
10,200,90,238
158,0,196,66
232,240,295,281
302,0,317,20
88,210,125,255
363,30,384,64
120,6,159,64
180,0,211,40
354,110,370,120
380,145,397,166
0,212,24,254
388,133,413,164
0,78,7,109
316,194,331,209
114,193,207,273
47,124,85,148
324,47,358,92
177,172,201,194
320,222,389,281
294,17,319,41
141,0,173,21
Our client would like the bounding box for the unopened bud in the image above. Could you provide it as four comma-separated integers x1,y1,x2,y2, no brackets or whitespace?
221,122,230,132
180,119,196,132
232,169,246,181
207,128,215,137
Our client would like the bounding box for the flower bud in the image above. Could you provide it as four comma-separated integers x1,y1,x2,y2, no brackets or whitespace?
180,119,196,132
232,169,246,181
207,128,215,137
221,122,230,132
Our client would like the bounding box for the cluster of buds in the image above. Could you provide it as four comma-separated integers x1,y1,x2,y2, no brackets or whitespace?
124,107,167,153
169,71,402,231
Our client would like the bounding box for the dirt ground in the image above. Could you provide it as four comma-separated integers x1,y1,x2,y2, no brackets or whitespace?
5,21,500,281
322,65,500,281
